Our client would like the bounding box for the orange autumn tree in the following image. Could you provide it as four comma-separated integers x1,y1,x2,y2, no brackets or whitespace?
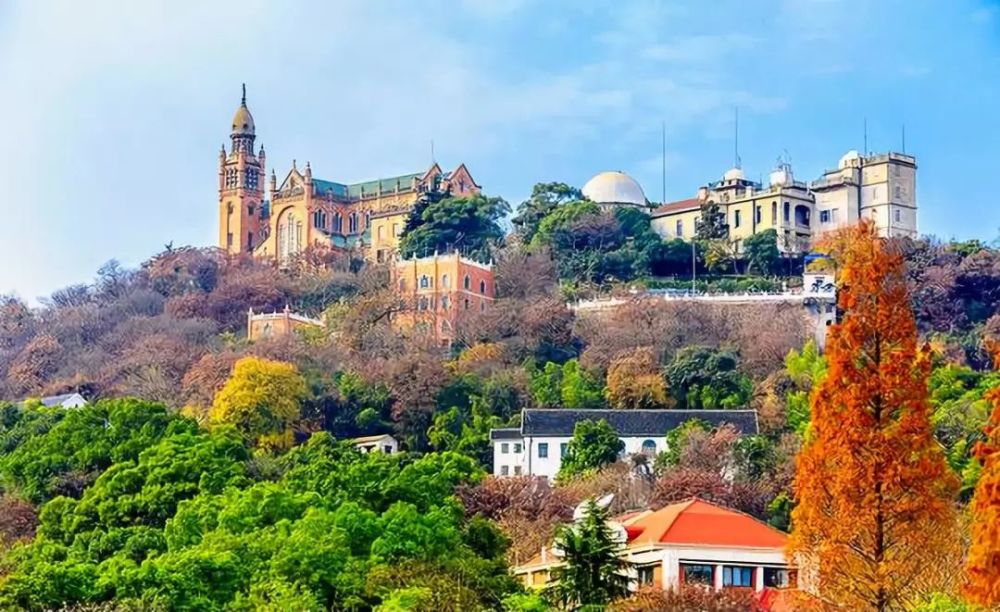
963,346,1000,605
788,222,959,611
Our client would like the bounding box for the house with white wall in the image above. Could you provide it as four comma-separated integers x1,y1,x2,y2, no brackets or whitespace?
351,434,399,454
490,409,759,479
514,497,795,597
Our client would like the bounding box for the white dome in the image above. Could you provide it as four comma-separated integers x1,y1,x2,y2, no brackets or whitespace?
838,150,861,169
582,171,647,207
723,166,745,181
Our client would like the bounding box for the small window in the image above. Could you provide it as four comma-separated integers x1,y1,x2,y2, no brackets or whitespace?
723,566,754,587
441,296,450,310
464,298,470,310
734,210,742,228
681,564,714,585
418,297,429,311
398,278,406,291
820,210,831,224
783,202,790,222
771,201,777,224
377,250,385,263
463,275,471,290
538,443,548,458
755,205,761,224
764,568,792,588
675,219,682,236
420,275,430,289
248,205,255,216
637,565,655,585
392,223,400,236
894,208,901,223
501,442,509,454
560,443,568,458
513,443,522,453
641,439,656,455
383,444,393,453
513,465,522,475
500,465,509,476
442,274,450,288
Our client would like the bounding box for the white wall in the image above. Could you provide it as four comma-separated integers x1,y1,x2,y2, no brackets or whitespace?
627,546,790,592
493,435,668,479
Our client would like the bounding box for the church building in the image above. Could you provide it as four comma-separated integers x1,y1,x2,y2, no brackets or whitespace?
218,86,481,264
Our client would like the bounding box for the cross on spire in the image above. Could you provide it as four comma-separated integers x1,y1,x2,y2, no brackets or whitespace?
241,83,246,106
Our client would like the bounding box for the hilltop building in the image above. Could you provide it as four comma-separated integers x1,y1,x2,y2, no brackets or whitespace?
650,151,917,252
582,171,649,210
392,251,495,345
515,498,796,595
490,409,758,479
218,86,480,264
246,305,323,341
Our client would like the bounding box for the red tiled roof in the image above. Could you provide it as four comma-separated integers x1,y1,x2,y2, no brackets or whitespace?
620,498,787,549
652,198,701,216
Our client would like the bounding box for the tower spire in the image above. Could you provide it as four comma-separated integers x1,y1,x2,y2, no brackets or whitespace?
241,83,247,106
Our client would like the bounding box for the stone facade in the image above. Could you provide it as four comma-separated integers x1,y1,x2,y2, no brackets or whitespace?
217,86,480,263
246,305,323,341
392,251,495,345
651,151,918,251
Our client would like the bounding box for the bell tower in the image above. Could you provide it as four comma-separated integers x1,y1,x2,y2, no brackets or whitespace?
219,84,266,255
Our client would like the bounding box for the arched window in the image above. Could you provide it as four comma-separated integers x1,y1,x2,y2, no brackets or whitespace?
463,274,471,290
441,274,450,288
420,275,430,289
418,297,428,311
365,211,371,229
641,440,657,456
783,202,790,223
278,212,301,263
771,201,777,224
348,212,358,233
441,295,450,310
479,279,486,294
334,213,343,232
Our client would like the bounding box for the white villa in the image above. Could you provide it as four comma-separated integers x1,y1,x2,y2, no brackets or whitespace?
490,409,759,479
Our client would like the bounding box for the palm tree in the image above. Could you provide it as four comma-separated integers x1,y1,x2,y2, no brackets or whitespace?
546,499,631,610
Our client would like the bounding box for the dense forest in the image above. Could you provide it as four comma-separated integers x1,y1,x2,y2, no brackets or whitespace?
1,184,1000,609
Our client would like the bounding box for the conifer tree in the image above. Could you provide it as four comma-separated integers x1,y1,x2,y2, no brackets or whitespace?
788,223,959,611
963,348,1000,605
546,499,630,609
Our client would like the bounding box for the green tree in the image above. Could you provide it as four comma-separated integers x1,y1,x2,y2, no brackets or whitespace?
399,193,510,261
546,499,630,609
694,201,728,241
743,229,780,275
209,356,308,449
558,420,624,480
663,346,752,409
512,182,584,243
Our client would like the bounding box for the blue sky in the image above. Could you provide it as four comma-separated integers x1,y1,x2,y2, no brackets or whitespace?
1,0,998,301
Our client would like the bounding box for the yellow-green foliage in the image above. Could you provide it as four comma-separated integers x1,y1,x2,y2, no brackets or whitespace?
210,356,307,450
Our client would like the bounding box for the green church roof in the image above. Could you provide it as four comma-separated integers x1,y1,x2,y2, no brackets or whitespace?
313,172,424,199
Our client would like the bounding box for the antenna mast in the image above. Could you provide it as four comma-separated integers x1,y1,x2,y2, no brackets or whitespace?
661,120,666,204
901,124,906,153
734,107,740,168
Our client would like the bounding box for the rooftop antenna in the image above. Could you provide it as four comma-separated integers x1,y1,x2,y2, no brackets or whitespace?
901,124,906,154
863,117,869,157
661,120,666,204
733,107,741,168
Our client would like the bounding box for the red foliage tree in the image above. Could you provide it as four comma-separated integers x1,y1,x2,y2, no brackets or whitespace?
963,346,1000,605
789,223,959,610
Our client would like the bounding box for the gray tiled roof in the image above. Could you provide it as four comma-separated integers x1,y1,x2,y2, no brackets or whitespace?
489,428,523,441
519,409,758,437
